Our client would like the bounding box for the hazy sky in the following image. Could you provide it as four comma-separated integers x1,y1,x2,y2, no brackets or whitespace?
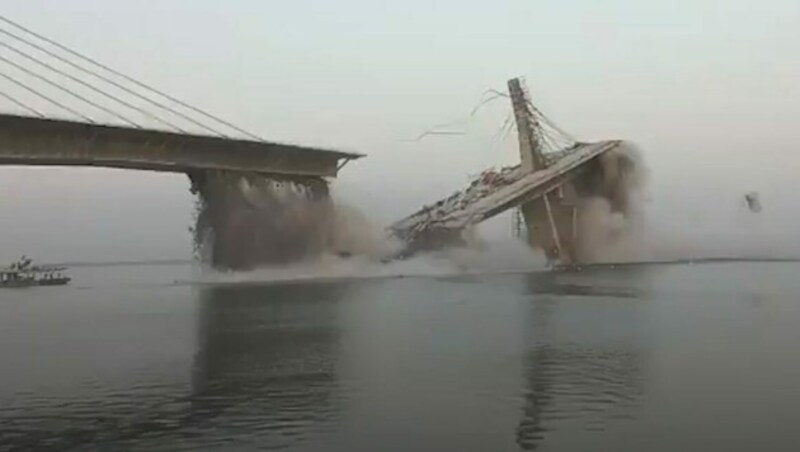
0,0,798,262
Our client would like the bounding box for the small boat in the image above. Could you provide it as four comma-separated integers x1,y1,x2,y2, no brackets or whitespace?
0,256,71,288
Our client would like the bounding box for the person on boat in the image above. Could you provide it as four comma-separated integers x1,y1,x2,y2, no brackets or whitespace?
13,256,32,271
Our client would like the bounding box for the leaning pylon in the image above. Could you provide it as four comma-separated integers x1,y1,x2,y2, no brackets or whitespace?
388,78,629,265
507,78,578,265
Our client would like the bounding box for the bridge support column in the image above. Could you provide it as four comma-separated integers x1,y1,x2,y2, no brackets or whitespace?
188,170,335,270
508,78,544,172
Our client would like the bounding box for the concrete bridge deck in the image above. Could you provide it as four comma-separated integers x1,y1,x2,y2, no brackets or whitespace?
390,140,620,234
0,114,362,178
388,140,623,259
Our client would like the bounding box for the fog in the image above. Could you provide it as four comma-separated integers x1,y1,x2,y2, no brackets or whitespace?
0,0,798,264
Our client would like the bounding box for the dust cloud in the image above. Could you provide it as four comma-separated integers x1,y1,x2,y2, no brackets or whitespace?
185,140,791,280
190,238,549,286
573,143,648,263
569,142,796,263
188,170,393,271
185,145,651,275
185,169,550,280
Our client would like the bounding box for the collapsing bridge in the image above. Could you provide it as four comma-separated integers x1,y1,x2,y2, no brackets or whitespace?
389,78,639,265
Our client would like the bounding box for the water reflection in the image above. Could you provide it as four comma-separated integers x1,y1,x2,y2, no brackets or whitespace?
0,282,350,451
4,263,800,450
527,268,647,298
189,282,350,447
516,272,647,450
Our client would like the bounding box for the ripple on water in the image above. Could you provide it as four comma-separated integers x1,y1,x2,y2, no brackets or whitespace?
515,344,645,449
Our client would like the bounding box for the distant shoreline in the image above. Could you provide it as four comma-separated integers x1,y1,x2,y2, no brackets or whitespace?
36,255,800,272
44,258,192,268
556,256,800,271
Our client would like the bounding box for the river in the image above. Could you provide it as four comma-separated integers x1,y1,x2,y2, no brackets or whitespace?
1,261,799,451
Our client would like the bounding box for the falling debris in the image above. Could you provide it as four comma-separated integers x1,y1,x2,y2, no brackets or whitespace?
188,171,334,270
388,141,629,259
187,170,389,271
744,192,762,213
388,77,646,266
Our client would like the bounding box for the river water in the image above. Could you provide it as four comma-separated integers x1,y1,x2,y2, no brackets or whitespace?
1,261,800,451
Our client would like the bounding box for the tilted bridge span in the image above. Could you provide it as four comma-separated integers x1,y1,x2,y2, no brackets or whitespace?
388,78,635,266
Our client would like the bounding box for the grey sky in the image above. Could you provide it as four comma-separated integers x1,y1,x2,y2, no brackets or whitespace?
0,0,798,262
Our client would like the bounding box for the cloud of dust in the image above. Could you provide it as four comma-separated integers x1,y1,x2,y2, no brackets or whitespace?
574,142,649,263
438,236,549,273
187,139,794,281
190,171,348,270
193,239,548,286
571,142,799,263
187,169,548,280
189,170,404,272
325,201,399,259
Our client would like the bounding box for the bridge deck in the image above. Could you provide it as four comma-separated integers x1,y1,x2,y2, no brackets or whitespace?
0,114,363,178
390,140,621,241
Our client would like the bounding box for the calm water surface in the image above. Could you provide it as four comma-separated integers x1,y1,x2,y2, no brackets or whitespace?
2,262,800,451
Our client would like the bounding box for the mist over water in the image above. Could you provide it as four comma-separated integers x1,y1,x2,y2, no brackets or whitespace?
187,237,552,288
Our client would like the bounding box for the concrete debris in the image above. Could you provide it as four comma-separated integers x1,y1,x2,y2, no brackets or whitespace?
744,192,762,213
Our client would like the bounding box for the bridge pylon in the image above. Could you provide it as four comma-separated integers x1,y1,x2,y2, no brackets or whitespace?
508,77,578,266
387,78,626,265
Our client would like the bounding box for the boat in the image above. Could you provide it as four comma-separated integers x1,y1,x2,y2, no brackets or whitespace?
0,256,71,288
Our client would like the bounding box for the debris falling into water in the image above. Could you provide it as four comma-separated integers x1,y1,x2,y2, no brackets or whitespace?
573,143,648,263
188,171,335,270
188,171,392,271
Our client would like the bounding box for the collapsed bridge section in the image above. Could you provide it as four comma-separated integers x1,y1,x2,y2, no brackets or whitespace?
389,78,638,265
389,140,624,259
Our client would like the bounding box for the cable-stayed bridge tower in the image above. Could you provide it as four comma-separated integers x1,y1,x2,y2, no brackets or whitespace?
388,78,632,266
